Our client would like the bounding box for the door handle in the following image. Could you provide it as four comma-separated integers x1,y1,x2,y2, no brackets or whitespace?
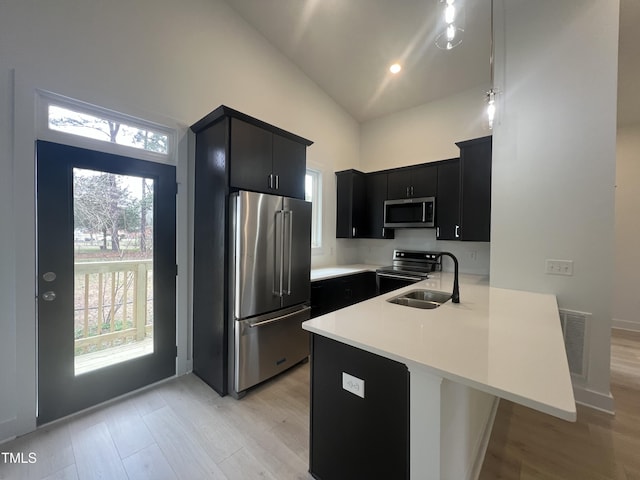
279,210,285,297
285,210,293,295
376,273,422,282
249,306,311,328
41,291,57,302
274,210,284,296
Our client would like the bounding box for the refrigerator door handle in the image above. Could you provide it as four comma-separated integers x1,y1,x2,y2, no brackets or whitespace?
249,306,311,328
273,210,284,297
279,209,285,297
286,210,293,295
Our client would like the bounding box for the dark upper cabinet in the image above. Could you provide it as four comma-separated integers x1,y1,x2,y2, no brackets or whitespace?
334,136,490,241
272,134,307,200
336,170,366,238
336,170,394,239
436,159,461,240
229,118,273,194
387,164,437,199
364,172,394,239
228,116,310,199
456,136,492,242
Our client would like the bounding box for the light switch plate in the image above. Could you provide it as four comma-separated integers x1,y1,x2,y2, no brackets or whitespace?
342,372,365,398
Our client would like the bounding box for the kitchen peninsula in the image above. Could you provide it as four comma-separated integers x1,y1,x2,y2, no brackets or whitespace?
302,273,576,480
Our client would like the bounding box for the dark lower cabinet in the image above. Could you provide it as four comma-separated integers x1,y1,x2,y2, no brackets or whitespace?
310,272,377,318
310,334,409,480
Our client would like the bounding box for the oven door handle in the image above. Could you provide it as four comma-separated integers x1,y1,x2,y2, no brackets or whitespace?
376,272,424,282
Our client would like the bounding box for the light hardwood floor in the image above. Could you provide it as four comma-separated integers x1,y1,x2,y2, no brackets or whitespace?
1,329,639,480
480,329,640,480
0,363,314,480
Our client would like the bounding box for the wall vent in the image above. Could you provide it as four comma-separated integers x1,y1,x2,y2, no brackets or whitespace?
559,309,591,380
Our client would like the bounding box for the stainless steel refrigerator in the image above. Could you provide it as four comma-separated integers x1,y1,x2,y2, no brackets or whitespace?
229,190,312,397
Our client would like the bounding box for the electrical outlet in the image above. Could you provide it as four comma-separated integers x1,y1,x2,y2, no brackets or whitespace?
342,372,365,398
545,259,574,276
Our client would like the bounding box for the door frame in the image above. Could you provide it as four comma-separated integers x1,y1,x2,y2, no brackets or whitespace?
36,140,178,424
5,74,190,440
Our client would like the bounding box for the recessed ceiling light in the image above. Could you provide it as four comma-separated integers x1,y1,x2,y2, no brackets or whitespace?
389,63,402,74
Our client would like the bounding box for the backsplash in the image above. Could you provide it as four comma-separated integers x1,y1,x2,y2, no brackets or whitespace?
337,229,490,275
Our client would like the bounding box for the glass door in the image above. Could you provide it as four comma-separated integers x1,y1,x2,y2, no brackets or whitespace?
36,140,176,424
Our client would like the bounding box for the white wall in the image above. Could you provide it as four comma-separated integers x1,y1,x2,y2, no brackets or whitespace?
490,0,619,411
347,86,493,274
614,122,640,332
361,87,491,172
0,0,359,441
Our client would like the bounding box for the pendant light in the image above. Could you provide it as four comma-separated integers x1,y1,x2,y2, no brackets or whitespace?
435,0,464,50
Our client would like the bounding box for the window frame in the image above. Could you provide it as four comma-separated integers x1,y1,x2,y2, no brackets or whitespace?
36,90,177,165
305,167,323,251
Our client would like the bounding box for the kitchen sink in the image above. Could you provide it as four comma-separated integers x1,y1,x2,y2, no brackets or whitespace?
386,289,452,310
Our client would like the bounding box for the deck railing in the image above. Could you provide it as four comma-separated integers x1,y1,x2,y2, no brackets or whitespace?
74,259,153,355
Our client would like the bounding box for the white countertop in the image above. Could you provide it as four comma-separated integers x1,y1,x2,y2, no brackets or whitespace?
310,264,380,281
302,272,576,421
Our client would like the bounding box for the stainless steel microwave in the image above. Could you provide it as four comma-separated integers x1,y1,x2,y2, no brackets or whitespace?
383,196,435,228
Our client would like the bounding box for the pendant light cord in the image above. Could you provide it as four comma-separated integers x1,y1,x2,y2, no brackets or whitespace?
489,0,494,89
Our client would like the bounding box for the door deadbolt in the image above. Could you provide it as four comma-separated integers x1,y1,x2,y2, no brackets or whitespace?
41,291,56,301
42,272,57,282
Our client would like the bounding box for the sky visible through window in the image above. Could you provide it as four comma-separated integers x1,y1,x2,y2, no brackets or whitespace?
48,105,169,155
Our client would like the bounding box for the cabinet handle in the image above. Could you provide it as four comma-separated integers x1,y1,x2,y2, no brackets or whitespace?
411,186,414,196
268,173,273,189
352,227,357,237
382,228,385,237
275,174,279,190
406,186,410,197
437,227,440,237
455,225,460,238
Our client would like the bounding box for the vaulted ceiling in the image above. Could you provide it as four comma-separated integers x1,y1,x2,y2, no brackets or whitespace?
222,0,639,125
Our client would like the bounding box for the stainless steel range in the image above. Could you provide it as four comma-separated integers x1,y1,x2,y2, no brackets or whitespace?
376,249,442,294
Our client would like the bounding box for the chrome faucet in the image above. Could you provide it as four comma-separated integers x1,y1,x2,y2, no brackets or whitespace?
434,252,460,303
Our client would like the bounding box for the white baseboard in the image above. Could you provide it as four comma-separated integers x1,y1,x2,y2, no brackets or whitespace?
573,385,615,414
470,397,500,480
612,318,640,332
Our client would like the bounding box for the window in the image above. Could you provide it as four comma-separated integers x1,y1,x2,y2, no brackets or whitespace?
305,168,322,249
37,90,175,161
48,105,169,154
